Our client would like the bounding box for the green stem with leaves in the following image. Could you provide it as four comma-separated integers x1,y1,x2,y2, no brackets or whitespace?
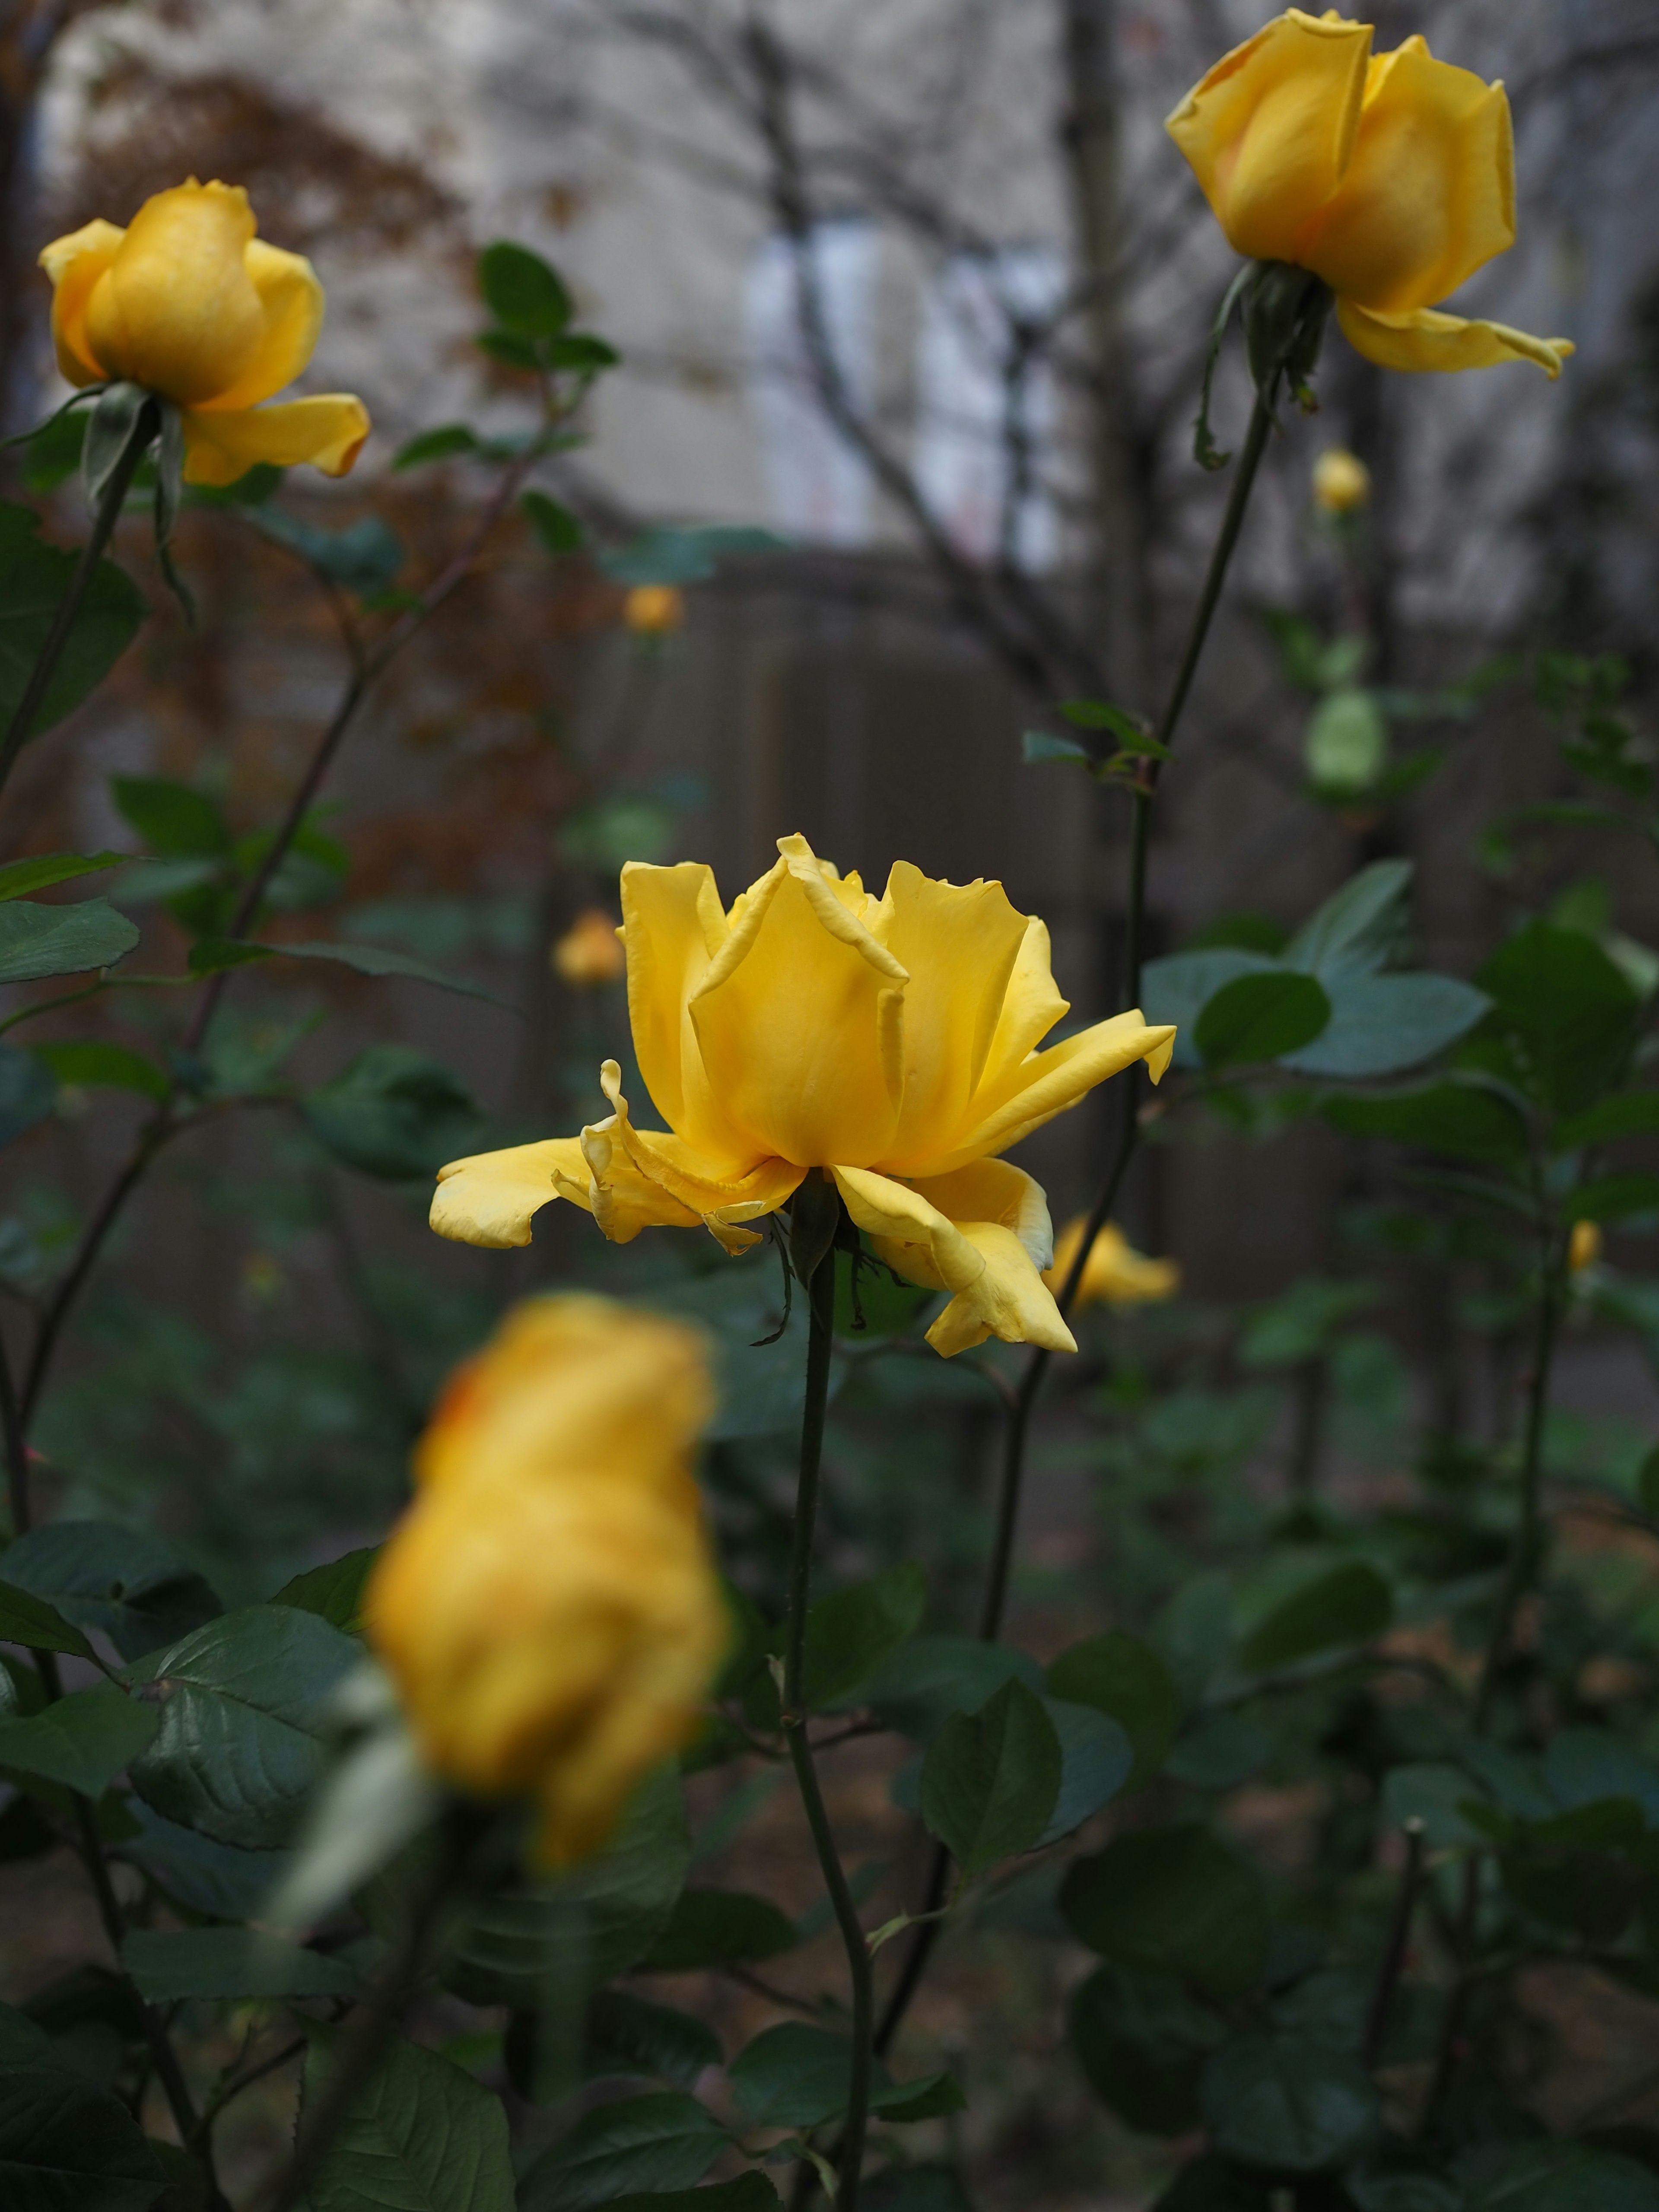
783,1184,874,2212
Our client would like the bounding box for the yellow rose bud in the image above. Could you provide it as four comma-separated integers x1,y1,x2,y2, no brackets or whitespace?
1313,447,1371,514
431,836,1177,1361
553,907,626,987
367,1295,726,1867
39,179,370,487
1044,1217,1181,1310
624,585,686,635
1166,13,1573,379
1568,1220,1602,1276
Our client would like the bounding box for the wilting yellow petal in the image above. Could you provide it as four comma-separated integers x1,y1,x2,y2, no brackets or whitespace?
1337,299,1573,378
180,393,371,485
595,1062,803,1252
690,836,907,1167
879,863,1030,1166
39,219,125,386
1165,9,1371,264
1305,38,1514,313
85,181,265,404
191,238,326,412
833,1160,1075,1358
620,860,749,1165
1046,1217,1182,1309
922,1009,1176,1177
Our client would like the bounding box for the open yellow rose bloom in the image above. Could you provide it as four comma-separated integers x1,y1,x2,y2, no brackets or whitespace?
433,834,1176,1359
367,1297,727,1866
1045,1218,1181,1311
40,179,370,486
1167,10,1572,378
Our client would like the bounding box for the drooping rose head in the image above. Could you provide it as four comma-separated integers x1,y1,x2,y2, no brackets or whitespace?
432,836,1175,1360
367,1295,725,1866
41,180,370,486
1167,11,1572,378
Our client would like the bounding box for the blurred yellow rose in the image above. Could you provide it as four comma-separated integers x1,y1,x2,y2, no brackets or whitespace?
1044,1218,1181,1310
367,1295,725,1866
1568,1220,1602,1276
553,907,626,986
1313,447,1371,513
40,179,370,486
431,836,1175,1359
624,585,686,634
1167,12,1573,378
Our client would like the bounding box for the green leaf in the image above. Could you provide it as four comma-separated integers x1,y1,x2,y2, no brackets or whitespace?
1305,687,1388,795
253,511,405,597
478,241,574,336
1151,2152,1276,2210
0,502,146,747
1201,2036,1379,2174
303,1046,482,1181
0,851,124,902
1479,920,1640,1115
1047,1631,1181,1793
729,2024,856,2130
600,526,784,587
111,775,228,858
1069,1965,1225,2136
1570,1174,1659,1224
1322,1083,1528,1164
1062,1825,1270,1999
0,899,138,985
520,2092,726,2211
121,1928,358,2002
1142,950,1281,1070
0,2065,165,2212
129,1604,360,1848
803,1562,926,1710
0,1998,48,2064
1038,1699,1134,1843
302,2033,515,2212
1557,1092,1659,1148
119,1800,291,1921
1195,972,1331,1067
585,1991,722,2089
1022,729,1095,770
1461,2140,1659,2210
448,1762,689,2005
1284,859,1412,980
475,327,544,371
0,1581,96,1661
521,488,584,554
920,1677,1062,1875
188,936,510,1007
4,1522,222,1662
0,1048,56,1146
549,332,621,373
33,1042,167,1100
640,1887,799,1971
393,424,480,470
1282,973,1490,1079
864,1636,1044,1743
599,2185,781,2212
269,1547,378,1633
23,403,91,493
0,1688,159,1796
1238,1562,1394,1673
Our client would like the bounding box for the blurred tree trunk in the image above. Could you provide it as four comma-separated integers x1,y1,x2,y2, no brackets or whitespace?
0,4,100,429
1058,0,1148,712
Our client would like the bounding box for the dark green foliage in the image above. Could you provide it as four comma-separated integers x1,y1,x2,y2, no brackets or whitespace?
0,503,146,744
1062,1827,1271,1998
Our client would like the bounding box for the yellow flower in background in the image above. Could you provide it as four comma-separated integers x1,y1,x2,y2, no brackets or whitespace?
1045,1219,1181,1310
1568,1220,1602,1276
1167,11,1573,378
553,907,626,987
367,1296,726,1866
624,585,686,635
1313,447,1371,513
40,179,370,486
432,834,1176,1359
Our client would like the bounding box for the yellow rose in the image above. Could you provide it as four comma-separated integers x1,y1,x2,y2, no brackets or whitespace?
1568,1220,1602,1276
553,907,626,987
366,1295,726,1866
40,179,370,486
624,585,686,635
1044,1218,1181,1310
1312,447,1371,513
1167,12,1573,378
432,834,1175,1359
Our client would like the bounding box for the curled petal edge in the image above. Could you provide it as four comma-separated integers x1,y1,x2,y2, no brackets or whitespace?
1337,299,1573,378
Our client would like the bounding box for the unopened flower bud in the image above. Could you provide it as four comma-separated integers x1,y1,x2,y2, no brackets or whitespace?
623,585,685,635
1313,448,1371,514
553,907,625,987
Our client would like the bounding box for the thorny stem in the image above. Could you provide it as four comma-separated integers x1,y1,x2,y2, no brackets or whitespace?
878,385,1279,2060
782,1196,874,2212
0,423,149,806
